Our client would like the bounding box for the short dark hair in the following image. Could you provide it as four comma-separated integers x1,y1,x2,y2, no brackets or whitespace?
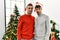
35,5,41,9
27,3,33,6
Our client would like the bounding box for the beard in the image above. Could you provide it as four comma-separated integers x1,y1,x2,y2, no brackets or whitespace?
37,12,41,15
28,11,32,14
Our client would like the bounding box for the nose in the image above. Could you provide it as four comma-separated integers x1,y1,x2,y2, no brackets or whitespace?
29,8,32,11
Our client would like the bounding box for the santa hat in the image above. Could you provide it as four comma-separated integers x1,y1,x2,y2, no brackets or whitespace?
35,2,43,7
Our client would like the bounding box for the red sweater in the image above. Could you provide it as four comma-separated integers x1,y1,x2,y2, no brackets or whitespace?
17,14,35,40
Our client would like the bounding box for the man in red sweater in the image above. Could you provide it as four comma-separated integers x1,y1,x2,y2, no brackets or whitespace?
17,3,35,40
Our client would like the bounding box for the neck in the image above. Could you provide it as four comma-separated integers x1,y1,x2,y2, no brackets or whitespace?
26,13,31,15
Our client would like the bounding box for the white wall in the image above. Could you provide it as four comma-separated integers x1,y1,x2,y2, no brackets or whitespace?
0,0,5,40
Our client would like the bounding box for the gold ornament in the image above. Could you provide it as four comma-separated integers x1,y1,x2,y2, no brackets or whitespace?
6,36,8,39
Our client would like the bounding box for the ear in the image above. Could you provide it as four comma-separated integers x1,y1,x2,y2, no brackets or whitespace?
34,8,36,12
24,8,26,11
34,9,35,12
41,7,42,10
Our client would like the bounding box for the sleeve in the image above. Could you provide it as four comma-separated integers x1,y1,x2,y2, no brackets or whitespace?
17,16,23,40
45,16,51,40
33,17,35,38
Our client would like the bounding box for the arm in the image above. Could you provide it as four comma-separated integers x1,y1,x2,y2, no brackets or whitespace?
45,16,51,40
17,16,23,40
33,17,35,38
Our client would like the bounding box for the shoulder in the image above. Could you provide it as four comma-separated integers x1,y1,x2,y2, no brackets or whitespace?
31,16,35,19
20,15,26,18
19,15,25,19
42,14,49,18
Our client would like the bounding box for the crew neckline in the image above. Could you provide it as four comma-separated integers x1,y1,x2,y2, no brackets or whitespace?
25,14,31,16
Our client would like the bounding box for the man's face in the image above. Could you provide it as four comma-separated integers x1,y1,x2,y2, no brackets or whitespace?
26,6,33,15
35,8,42,15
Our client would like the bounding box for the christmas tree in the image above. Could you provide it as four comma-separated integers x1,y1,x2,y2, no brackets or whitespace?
2,5,20,40
50,20,59,40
